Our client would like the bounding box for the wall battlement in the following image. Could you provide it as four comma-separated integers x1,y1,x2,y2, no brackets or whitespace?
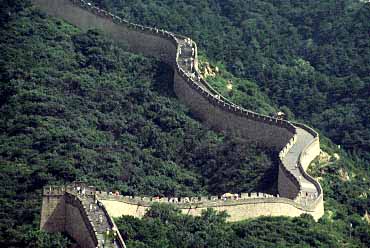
96,191,321,212
40,184,126,248
33,0,324,246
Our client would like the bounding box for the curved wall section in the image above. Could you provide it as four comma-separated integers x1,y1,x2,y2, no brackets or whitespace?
40,187,98,248
173,71,294,148
99,194,324,221
33,0,177,66
33,0,295,150
64,193,98,248
300,137,320,170
33,0,324,227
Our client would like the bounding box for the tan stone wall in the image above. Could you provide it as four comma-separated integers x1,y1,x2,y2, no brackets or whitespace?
65,196,97,248
40,195,66,232
101,198,324,221
40,189,98,248
33,0,324,223
32,0,177,66
101,200,149,219
173,71,294,149
183,200,323,221
300,137,320,170
277,165,300,199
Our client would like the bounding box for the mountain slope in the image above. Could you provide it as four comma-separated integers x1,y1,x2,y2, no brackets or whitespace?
95,0,370,161
0,5,277,247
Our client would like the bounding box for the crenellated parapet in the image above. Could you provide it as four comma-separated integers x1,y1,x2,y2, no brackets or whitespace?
97,191,276,206
40,184,126,248
33,0,324,242
64,192,99,246
43,185,66,196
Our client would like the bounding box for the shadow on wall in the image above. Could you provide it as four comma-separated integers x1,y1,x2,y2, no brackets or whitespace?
151,61,176,97
41,196,66,233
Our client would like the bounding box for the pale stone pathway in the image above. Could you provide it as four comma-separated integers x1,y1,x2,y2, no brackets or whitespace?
78,191,122,248
176,37,319,204
177,39,213,93
282,128,317,195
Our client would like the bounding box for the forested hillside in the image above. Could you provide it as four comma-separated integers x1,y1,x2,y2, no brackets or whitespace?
0,2,276,246
95,0,370,161
0,0,369,247
115,204,368,248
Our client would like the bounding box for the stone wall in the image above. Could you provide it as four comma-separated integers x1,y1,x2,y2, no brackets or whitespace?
97,190,323,221
33,0,177,66
40,187,66,232
40,187,99,247
300,137,320,170
33,0,324,224
100,196,324,221
294,123,322,198
33,0,296,150
182,198,324,221
65,193,98,248
173,70,294,149
98,199,127,247
277,165,301,199
277,134,301,198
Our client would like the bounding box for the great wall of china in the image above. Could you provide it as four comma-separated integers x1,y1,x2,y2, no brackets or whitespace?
33,0,324,247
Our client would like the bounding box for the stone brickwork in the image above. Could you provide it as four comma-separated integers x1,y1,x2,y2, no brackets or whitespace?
30,0,298,149
97,191,323,221
40,187,66,233
101,197,324,222
33,0,178,66
173,71,294,149
33,1,324,245
40,184,126,248
64,193,98,248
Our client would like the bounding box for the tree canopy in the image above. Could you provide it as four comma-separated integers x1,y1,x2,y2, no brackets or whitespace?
0,0,369,247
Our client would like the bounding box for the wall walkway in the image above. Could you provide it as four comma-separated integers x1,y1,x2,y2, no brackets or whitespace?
33,0,324,246
40,183,126,248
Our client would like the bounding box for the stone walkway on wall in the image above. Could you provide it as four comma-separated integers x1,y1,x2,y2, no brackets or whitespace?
282,128,318,200
72,189,122,248
177,39,213,94
176,34,319,204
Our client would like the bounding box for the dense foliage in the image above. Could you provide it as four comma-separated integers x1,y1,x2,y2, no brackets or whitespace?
0,0,369,247
0,0,30,25
116,204,370,248
96,0,370,161
115,141,370,248
0,3,275,247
